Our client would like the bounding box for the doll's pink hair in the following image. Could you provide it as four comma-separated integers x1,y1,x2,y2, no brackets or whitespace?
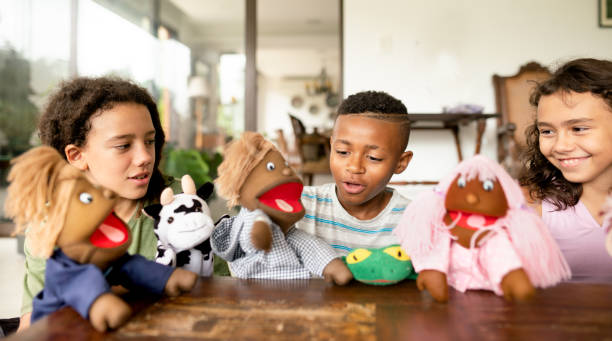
394,155,571,287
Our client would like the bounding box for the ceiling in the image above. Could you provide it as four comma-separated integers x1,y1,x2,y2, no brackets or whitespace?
169,0,341,78
170,0,339,34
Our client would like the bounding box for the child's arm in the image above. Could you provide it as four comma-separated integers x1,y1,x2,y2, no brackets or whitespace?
286,228,352,285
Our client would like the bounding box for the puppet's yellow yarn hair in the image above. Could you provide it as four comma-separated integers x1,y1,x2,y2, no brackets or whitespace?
215,132,277,208
4,146,84,258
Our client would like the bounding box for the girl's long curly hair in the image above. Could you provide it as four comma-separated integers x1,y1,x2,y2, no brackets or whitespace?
519,58,612,210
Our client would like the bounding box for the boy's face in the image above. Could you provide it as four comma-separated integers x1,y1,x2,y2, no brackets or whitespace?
330,114,412,210
537,91,612,189
67,102,156,201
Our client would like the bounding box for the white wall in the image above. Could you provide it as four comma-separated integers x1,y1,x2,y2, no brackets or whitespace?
344,0,612,184
258,76,337,143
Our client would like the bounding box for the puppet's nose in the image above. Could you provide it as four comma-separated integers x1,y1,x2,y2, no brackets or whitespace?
465,193,479,205
282,167,292,176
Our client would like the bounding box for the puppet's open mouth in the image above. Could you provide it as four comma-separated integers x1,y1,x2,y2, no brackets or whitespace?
89,212,129,248
258,182,303,213
448,211,499,230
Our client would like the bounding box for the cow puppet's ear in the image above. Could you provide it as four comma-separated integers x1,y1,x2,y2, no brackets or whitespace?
143,204,163,220
197,182,214,200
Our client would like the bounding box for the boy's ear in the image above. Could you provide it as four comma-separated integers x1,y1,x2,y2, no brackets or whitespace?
394,151,413,174
65,144,88,171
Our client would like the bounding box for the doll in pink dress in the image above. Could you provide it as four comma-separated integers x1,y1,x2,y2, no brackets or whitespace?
393,155,570,302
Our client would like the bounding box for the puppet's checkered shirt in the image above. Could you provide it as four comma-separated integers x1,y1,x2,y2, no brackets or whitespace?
211,208,338,280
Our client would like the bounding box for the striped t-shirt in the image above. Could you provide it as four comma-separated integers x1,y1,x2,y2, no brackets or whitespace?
295,183,410,256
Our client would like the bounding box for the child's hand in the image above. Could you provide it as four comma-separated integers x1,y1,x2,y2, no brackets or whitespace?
500,268,535,302
322,258,353,285
89,292,132,332
164,268,197,296
416,270,448,302
251,220,272,251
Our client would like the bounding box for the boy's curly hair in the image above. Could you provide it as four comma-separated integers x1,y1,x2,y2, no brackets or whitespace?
38,76,166,202
519,58,612,210
336,90,410,151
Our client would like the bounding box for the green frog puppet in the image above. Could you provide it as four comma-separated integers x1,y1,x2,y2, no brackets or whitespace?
344,245,417,285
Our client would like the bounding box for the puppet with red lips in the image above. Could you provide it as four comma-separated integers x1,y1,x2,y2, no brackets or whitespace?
211,132,352,284
394,155,571,302
4,147,197,332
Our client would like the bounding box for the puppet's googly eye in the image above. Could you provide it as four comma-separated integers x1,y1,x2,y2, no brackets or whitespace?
346,248,372,264
284,160,289,167
383,246,411,261
483,180,494,192
167,217,174,224
457,177,466,188
266,162,276,171
79,192,93,204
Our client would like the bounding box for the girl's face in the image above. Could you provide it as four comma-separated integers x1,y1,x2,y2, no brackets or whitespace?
71,102,156,200
537,91,612,187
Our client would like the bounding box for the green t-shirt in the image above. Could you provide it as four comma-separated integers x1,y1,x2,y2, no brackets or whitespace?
21,179,230,315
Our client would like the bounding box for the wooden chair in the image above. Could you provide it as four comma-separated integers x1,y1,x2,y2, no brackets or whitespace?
288,114,330,185
493,62,551,177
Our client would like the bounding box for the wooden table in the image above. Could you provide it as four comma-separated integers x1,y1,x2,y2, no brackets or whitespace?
11,277,612,340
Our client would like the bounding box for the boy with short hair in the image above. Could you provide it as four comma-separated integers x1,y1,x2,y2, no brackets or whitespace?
296,91,413,255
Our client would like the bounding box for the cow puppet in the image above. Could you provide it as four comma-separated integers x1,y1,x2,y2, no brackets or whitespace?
144,175,215,276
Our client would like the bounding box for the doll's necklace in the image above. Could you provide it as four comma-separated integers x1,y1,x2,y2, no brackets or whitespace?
447,211,499,230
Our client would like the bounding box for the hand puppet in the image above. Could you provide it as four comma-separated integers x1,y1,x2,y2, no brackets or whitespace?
602,194,612,256
211,132,352,284
393,155,570,302
4,146,197,332
143,175,215,277
344,245,417,285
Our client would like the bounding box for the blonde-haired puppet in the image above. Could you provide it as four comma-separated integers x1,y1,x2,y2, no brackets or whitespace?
212,132,352,284
4,146,196,332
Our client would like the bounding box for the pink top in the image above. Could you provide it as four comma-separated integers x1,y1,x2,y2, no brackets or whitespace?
542,200,612,283
412,230,523,295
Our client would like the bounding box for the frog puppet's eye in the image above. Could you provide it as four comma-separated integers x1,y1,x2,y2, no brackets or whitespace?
383,246,411,261
346,248,372,264
457,177,466,188
266,162,276,171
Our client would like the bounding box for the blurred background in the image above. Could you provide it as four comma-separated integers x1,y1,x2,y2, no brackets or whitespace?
0,0,341,318
0,0,342,216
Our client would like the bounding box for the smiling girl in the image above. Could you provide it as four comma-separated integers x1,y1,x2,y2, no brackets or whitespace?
520,58,612,283
18,77,171,329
